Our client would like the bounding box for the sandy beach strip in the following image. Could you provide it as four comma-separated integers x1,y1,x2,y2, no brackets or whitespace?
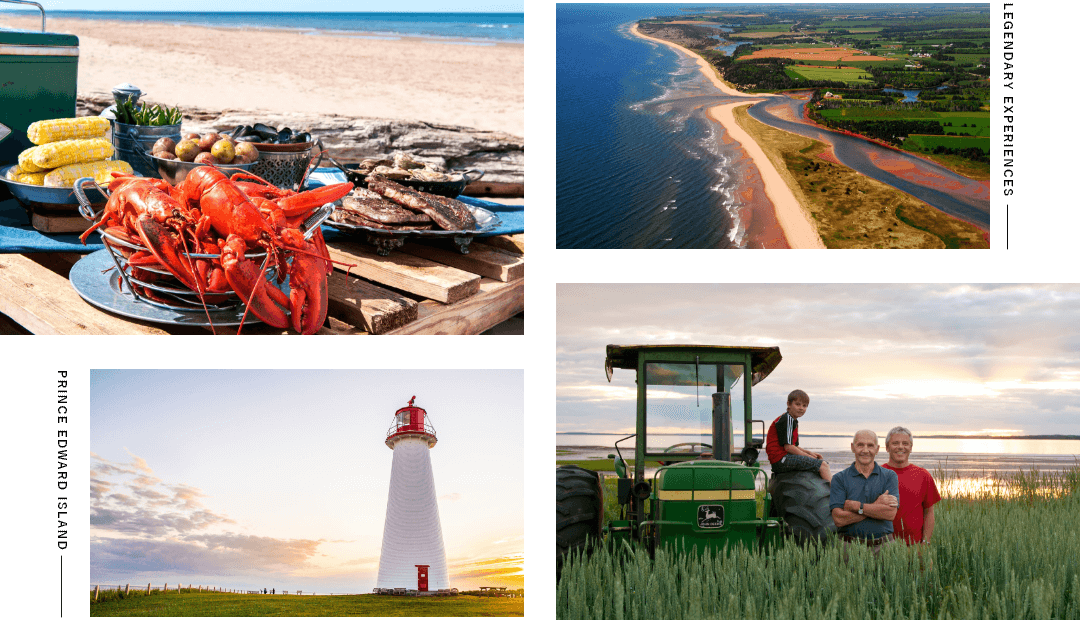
629,23,760,98
0,15,523,137
707,102,825,249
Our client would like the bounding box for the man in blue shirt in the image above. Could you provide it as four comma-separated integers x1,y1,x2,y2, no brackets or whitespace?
830,429,899,550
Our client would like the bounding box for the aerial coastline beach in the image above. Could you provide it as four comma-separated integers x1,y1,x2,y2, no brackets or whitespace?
628,23,823,249
629,23,746,98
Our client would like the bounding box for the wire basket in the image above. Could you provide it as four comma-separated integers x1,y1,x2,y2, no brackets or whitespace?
74,177,332,313
250,142,317,190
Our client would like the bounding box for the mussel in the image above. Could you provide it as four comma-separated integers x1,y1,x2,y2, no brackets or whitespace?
226,123,312,144
252,123,279,142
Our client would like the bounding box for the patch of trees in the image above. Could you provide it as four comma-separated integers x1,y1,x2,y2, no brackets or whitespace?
637,22,718,48
817,118,944,145
731,43,755,59
723,59,802,90
929,145,989,163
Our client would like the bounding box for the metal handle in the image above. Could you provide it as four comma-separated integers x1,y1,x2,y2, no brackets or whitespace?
460,168,486,183
300,203,335,241
2,1,46,32
299,138,325,190
74,177,109,221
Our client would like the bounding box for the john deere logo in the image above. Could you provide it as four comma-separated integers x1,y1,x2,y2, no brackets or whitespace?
697,504,724,529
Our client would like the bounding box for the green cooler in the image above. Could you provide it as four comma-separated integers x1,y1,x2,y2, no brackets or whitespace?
0,24,79,198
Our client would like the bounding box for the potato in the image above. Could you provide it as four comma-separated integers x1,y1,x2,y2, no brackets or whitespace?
210,139,235,164
152,137,177,155
197,133,220,151
155,151,178,160
233,142,258,163
183,132,200,141
194,152,219,165
174,139,201,162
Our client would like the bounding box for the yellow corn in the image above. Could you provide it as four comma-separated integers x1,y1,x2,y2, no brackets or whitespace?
43,159,133,188
31,138,114,170
5,165,47,185
27,116,111,145
17,146,49,173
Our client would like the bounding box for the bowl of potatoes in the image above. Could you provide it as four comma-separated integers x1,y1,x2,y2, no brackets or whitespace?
147,132,260,185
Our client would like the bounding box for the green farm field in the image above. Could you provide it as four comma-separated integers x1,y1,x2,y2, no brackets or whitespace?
558,467,1080,619
906,134,990,154
786,65,874,84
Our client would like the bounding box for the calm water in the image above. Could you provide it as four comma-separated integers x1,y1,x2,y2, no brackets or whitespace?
557,433,1080,477
8,10,525,43
557,4,752,248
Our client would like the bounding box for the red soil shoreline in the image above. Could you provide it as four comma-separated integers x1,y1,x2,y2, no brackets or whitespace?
797,103,990,235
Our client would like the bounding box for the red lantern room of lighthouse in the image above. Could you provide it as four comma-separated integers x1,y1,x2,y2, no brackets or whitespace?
385,396,438,448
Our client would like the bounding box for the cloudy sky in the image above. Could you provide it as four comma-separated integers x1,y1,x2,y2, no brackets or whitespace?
89,369,522,593
557,284,1080,437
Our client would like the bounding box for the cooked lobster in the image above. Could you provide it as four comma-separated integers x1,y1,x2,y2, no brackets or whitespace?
81,168,354,334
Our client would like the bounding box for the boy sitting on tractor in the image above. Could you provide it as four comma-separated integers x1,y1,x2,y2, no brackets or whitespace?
766,389,831,482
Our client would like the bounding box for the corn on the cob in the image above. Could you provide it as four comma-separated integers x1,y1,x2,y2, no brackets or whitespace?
31,138,114,170
27,116,111,145
6,165,48,185
43,160,133,188
17,146,49,173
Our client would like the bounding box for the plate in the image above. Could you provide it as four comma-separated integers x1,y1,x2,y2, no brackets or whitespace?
0,165,109,207
324,204,502,255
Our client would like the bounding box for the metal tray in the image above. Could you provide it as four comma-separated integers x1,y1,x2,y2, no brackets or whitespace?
325,204,501,255
0,164,109,207
70,249,258,328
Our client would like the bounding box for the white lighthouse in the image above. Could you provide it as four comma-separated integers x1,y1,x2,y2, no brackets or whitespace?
375,397,450,592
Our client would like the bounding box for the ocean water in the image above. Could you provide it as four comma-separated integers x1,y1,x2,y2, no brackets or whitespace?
557,4,751,248
10,10,524,43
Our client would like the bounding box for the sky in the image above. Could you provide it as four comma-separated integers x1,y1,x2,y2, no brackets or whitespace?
89,369,523,593
557,284,1080,438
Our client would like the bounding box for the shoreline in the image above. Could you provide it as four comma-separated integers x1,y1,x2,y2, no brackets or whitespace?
708,103,825,249
0,15,524,137
629,22,822,248
629,23,751,97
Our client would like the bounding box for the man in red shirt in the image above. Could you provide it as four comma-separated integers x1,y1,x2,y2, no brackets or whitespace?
882,426,941,544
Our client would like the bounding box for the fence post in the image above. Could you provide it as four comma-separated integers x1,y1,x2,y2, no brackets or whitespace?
147,583,151,595
94,585,99,602
165,583,168,592
125,584,130,595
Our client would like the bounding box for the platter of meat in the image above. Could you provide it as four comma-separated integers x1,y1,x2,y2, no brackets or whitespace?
326,174,500,255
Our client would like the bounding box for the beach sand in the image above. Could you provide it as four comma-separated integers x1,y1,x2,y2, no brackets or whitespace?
0,15,523,138
708,102,825,249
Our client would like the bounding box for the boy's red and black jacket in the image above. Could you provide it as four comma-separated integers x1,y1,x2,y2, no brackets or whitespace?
765,413,799,464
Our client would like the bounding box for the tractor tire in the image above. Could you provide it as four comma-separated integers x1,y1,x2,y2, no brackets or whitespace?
556,465,603,579
768,470,836,544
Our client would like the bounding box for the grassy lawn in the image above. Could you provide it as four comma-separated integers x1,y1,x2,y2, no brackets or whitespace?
557,459,663,472
906,134,990,153
786,65,875,84
90,593,523,617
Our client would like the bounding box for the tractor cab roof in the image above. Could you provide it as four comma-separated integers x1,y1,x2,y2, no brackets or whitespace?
605,344,782,386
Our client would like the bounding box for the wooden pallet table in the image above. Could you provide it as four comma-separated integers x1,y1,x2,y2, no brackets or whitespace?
0,234,523,335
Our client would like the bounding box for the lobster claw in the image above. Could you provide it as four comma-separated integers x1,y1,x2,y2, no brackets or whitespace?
275,182,354,219
280,228,329,335
220,235,291,330
133,216,202,294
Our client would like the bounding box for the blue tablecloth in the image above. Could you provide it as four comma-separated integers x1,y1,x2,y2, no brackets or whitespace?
0,168,523,253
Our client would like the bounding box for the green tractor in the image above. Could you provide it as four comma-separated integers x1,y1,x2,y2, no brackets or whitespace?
556,344,833,574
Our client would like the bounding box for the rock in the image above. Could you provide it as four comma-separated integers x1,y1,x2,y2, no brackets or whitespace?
78,93,524,183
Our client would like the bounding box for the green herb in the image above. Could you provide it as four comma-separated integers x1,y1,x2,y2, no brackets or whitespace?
113,99,183,126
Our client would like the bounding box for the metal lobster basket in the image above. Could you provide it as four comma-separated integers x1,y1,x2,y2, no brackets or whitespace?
74,177,333,313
